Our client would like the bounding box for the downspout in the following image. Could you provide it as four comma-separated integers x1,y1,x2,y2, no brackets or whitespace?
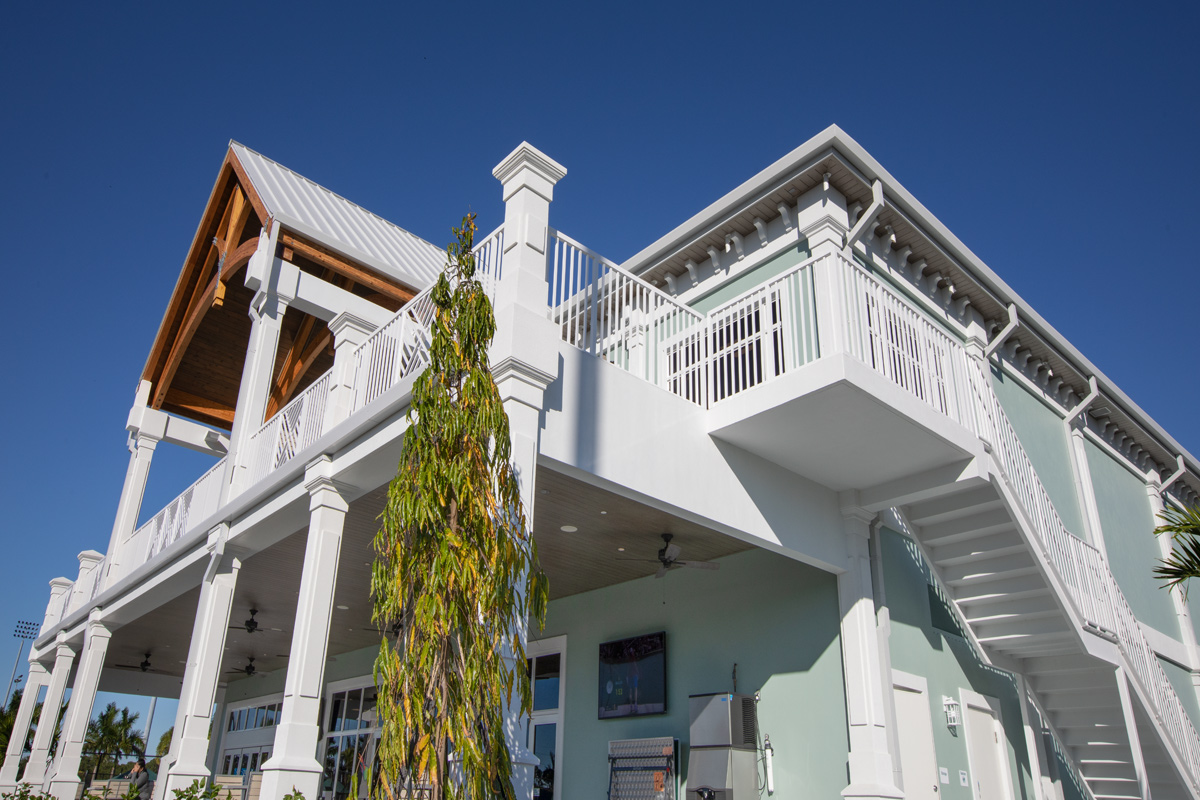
1063,375,1100,425
1162,455,1187,493
844,179,885,250
983,303,1020,359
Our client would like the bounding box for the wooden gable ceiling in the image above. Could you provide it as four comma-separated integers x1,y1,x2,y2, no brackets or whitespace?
140,147,418,431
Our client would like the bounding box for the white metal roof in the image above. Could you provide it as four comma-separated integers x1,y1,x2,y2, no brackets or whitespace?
230,141,446,291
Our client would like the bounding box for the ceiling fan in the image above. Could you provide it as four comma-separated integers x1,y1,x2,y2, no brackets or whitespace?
625,534,720,578
227,657,259,677
115,653,160,673
229,609,285,635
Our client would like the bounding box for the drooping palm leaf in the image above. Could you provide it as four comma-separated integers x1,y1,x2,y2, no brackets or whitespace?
1153,504,1200,593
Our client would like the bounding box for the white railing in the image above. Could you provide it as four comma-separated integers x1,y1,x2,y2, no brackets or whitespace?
143,456,228,562
547,229,706,393
244,372,332,488
474,223,504,302
544,237,1200,788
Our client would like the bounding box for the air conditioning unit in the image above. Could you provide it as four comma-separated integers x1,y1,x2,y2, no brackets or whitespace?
686,693,758,800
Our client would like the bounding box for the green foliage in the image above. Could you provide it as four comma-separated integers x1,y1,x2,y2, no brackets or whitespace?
82,703,144,783
281,788,307,800
371,213,549,800
0,783,55,800
1154,504,1200,592
168,779,233,800
0,689,22,754
155,727,173,758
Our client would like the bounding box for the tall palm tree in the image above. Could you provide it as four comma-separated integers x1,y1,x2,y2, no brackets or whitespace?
0,689,22,754
84,703,143,782
1154,505,1200,590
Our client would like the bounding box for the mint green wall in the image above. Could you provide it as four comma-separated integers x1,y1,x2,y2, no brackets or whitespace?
1084,439,1180,638
988,369,1086,538
224,645,379,703
880,528,1039,800
1160,656,1200,733
689,243,810,315
539,548,846,799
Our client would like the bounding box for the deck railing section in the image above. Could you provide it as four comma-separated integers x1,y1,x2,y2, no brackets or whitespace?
547,229,705,394
545,238,1200,787
244,372,332,488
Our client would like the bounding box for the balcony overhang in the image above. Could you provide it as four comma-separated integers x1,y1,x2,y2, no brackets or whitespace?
707,353,985,493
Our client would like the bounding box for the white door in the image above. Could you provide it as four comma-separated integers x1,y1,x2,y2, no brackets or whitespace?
891,672,940,800
527,635,566,800
962,691,1013,800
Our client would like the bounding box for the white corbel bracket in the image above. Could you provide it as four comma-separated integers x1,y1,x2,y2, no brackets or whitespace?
983,303,1020,359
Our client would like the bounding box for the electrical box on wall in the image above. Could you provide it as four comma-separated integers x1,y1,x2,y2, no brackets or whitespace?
686,693,758,800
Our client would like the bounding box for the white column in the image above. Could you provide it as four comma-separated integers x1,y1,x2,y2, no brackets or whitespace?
68,551,105,614
259,456,349,800
323,311,376,429
105,394,165,586
490,142,566,800
48,611,111,800
21,638,75,786
0,662,49,789
224,287,291,500
1014,674,1047,800
40,578,75,638
204,687,228,779
837,496,902,800
1065,423,1109,555
159,526,241,799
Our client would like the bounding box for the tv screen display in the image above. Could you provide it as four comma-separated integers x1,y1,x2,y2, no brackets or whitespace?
598,631,666,718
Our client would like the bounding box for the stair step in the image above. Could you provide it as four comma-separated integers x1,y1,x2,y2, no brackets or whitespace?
964,605,1061,627
906,487,1004,525
929,530,1025,565
945,564,1041,589
1025,653,1099,676
1041,692,1121,712
951,574,1048,601
942,552,1037,585
1079,760,1137,780
1052,707,1126,728
970,616,1071,642
1031,670,1117,694
920,508,1016,546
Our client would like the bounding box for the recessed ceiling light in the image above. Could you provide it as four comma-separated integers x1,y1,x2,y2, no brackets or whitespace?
336,605,349,610
540,489,550,495
617,547,625,552
600,511,607,515
560,525,578,533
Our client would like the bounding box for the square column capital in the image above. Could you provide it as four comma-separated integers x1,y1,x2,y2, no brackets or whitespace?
493,142,567,203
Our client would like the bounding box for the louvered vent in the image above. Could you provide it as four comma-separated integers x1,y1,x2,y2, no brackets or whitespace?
739,696,757,747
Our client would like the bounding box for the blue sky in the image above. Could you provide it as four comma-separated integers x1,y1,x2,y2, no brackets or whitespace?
2,1,1197,742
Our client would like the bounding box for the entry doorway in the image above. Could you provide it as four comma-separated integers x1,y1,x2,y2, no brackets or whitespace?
527,635,566,800
891,671,939,800
961,690,1013,800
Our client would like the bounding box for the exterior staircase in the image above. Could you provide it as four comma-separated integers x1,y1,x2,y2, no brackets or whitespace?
537,229,1200,799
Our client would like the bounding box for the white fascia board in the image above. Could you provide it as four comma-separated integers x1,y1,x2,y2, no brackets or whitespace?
275,212,438,294
623,124,1198,480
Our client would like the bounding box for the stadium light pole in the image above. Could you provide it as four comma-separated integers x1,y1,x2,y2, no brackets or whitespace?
5,620,39,708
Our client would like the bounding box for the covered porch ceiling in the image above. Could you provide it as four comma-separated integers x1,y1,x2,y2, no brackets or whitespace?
100,466,754,687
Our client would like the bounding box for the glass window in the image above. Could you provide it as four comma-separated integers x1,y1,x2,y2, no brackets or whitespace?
249,752,260,772
222,755,232,775
236,709,247,731
533,654,560,711
228,713,236,732
343,689,362,730
264,705,276,726
532,723,556,800
255,707,266,728
360,692,377,730
239,753,250,775
330,692,346,732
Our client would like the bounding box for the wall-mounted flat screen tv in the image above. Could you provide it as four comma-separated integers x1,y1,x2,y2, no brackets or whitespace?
598,631,666,719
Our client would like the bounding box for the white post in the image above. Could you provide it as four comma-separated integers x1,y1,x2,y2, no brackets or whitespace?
158,526,240,800
490,142,566,800
104,381,167,586
0,662,49,789
1014,674,1047,800
48,611,111,800
68,551,105,614
1066,422,1109,555
259,456,349,800
40,578,75,637
323,311,376,429
837,494,902,800
21,638,75,786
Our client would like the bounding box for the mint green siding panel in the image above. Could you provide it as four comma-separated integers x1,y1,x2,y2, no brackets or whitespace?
689,243,810,315
1161,657,1200,734
540,548,846,799
1084,439,1180,637
881,529,1038,800
988,369,1086,538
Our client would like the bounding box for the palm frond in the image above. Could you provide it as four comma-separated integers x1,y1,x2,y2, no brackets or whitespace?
1153,504,1200,593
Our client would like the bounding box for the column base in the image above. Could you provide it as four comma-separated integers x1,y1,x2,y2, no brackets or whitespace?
259,755,323,800
20,756,49,788
162,759,215,799
0,764,20,792
47,775,80,800
841,781,905,799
